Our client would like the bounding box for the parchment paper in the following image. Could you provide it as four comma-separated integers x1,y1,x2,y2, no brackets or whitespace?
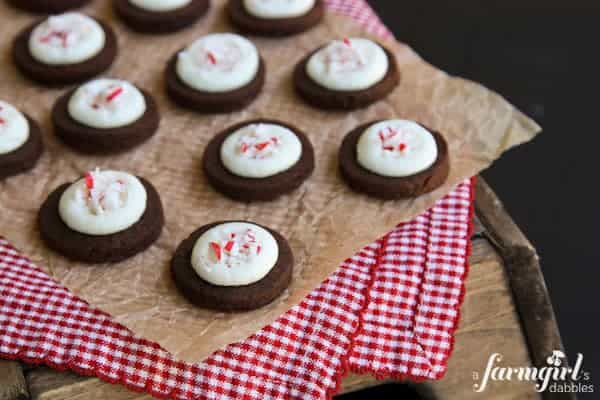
0,0,541,363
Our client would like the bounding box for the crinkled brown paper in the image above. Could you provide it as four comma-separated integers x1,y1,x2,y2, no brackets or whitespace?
0,0,540,363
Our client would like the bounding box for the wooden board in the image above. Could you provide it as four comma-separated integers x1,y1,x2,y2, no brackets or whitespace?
0,179,568,399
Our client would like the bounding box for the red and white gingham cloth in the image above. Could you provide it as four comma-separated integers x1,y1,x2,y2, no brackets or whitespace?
0,2,475,399
0,179,473,400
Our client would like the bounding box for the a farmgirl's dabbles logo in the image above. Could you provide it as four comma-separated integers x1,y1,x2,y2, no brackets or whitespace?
472,350,594,394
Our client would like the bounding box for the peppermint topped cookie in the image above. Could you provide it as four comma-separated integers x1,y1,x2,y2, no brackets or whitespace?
357,120,438,177
14,12,117,85
220,123,302,178
294,38,400,110
0,101,43,180
228,0,324,36
191,222,279,286
171,221,294,311
0,101,30,155
58,168,147,235
176,33,260,93
339,120,450,199
113,0,209,33
306,38,389,91
52,78,160,154
68,79,147,129
29,13,105,65
203,119,314,201
166,33,265,112
39,168,164,263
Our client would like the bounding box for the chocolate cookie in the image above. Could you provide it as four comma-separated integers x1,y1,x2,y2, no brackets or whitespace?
39,177,164,263
294,45,400,110
227,0,324,37
6,0,91,14
203,119,315,202
13,18,118,86
165,53,265,113
339,121,450,199
171,221,294,311
113,0,210,34
52,87,160,155
0,115,44,180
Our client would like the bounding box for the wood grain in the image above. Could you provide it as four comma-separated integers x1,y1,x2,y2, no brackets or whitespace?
0,360,29,400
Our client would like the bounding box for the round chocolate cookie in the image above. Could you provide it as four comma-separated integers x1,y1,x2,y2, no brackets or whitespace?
294,45,400,110
171,221,294,311
165,53,265,113
52,87,160,155
39,177,164,263
0,115,44,180
227,0,324,37
13,18,118,86
6,0,91,14
113,0,210,34
203,119,315,202
339,121,450,199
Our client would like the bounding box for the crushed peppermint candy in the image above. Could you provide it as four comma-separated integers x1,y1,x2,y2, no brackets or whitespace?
323,39,366,74
237,124,281,159
378,126,411,154
91,84,124,109
39,30,73,48
209,228,262,267
80,168,126,215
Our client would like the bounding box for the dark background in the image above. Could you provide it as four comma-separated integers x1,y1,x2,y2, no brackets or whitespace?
338,1,600,398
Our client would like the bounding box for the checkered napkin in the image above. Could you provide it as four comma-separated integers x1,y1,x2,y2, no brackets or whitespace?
0,178,473,399
0,2,474,399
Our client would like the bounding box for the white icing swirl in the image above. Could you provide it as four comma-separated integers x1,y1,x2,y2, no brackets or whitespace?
191,222,279,286
357,120,438,177
176,33,260,93
29,13,106,65
68,79,147,129
243,0,315,19
220,123,302,179
306,38,389,91
0,101,30,155
129,0,192,11
59,169,147,236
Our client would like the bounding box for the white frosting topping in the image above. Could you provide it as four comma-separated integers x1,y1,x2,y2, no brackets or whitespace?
306,38,389,91
68,79,146,129
59,169,147,236
176,33,260,93
243,0,315,19
129,0,192,11
220,123,302,179
191,222,279,286
0,101,30,155
29,13,106,66
357,120,438,177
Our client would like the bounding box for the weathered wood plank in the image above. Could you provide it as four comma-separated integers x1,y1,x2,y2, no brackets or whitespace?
474,179,570,400
0,360,29,400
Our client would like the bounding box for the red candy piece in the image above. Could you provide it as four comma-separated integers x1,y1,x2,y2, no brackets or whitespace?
343,38,352,46
256,245,261,255
224,240,235,253
207,51,217,65
240,143,250,153
40,31,70,48
210,242,222,261
0,117,5,125
254,142,270,151
398,143,407,152
106,87,123,103
85,172,94,189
